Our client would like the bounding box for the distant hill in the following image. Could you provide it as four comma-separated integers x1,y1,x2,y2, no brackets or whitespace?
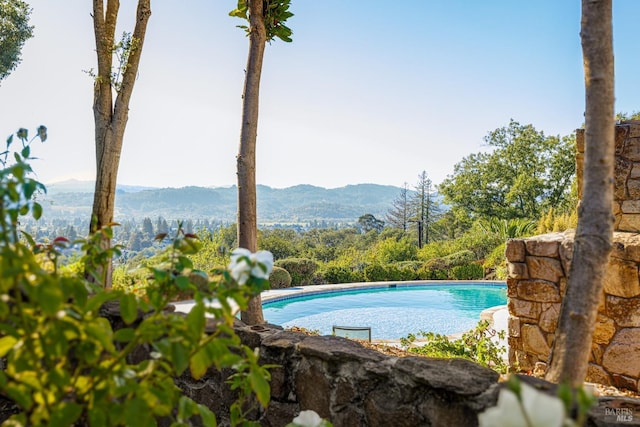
46,179,157,194
38,181,406,224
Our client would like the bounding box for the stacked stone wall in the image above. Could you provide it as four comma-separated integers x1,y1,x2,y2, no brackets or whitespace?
507,121,640,392
506,231,640,391
577,121,640,232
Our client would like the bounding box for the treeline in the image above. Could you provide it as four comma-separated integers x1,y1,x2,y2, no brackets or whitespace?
107,120,584,291
59,117,640,291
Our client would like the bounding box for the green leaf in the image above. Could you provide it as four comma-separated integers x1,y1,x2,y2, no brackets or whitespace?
0,336,17,357
85,318,115,353
31,202,42,220
189,347,211,380
250,368,271,407
88,407,108,427
171,341,190,375
50,402,83,427
37,282,64,316
175,275,190,290
186,301,205,339
120,293,138,325
198,404,217,426
21,145,30,158
113,327,135,342
86,291,120,313
125,397,151,427
177,255,193,270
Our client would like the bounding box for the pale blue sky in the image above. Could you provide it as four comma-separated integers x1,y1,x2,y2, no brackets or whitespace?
1,1,639,189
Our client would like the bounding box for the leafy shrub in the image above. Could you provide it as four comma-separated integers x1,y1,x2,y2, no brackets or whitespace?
269,265,292,288
393,261,421,280
443,249,475,266
320,264,354,284
416,265,448,280
363,263,387,282
275,257,318,286
483,242,507,280
0,128,272,426
401,320,507,373
450,263,485,280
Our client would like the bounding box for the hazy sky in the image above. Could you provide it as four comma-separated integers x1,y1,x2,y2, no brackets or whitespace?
1,1,639,189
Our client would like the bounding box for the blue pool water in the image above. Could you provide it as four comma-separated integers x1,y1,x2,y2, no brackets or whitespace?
262,283,507,340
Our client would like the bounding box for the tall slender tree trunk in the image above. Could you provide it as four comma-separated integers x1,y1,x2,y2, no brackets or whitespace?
546,0,614,386
90,0,151,288
238,0,266,324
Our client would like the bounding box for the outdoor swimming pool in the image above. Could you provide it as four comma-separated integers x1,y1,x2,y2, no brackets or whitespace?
262,283,507,340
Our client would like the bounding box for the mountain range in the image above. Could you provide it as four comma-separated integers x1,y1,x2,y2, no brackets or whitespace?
39,180,404,224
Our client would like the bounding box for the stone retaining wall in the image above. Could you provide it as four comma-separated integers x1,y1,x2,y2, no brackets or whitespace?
506,230,640,391
178,322,637,426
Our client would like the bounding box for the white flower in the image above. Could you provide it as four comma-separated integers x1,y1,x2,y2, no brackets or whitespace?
292,410,323,427
228,248,274,285
478,382,565,427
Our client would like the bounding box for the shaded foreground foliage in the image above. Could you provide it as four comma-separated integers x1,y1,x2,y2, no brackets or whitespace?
0,128,273,426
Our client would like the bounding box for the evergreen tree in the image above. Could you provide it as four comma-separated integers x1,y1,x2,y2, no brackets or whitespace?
386,183,411,232
155,216,168,234
142,217,153,239
411,171,441,247
128,231,143,251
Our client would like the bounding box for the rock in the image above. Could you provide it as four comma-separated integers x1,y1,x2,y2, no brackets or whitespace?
602,329,640,378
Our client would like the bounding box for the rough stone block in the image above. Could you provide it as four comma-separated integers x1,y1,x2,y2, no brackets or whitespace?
611,374,639,392
539,303,560,333
586,364,611,386
526,256,564,283
602,328,640,378
618,215,640,233
508,298,541,320
508,316,520,337
615,157,633,199
516,280,560,303
612,231,640,262
294,358,331,419
622,200,640,214
514,349,535,372
505,239,526,262
591,343,604,365
619,134,640,162
507,262,528,279
628,181,640,200
606,295,640,327
603,257,640,298
524,234,562,257
593,314,617,345
521,324,550,358
559,237,574,274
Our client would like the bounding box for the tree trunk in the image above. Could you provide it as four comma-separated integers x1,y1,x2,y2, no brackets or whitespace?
238,0,266,324
90,0,151,288
545,0,614,386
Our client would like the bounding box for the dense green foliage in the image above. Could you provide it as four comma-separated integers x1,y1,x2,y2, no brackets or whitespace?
274,258,318,286
439,120,576,222
0,128,273,426
230,0,294,43
268,266,291,289
0,0,33,83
